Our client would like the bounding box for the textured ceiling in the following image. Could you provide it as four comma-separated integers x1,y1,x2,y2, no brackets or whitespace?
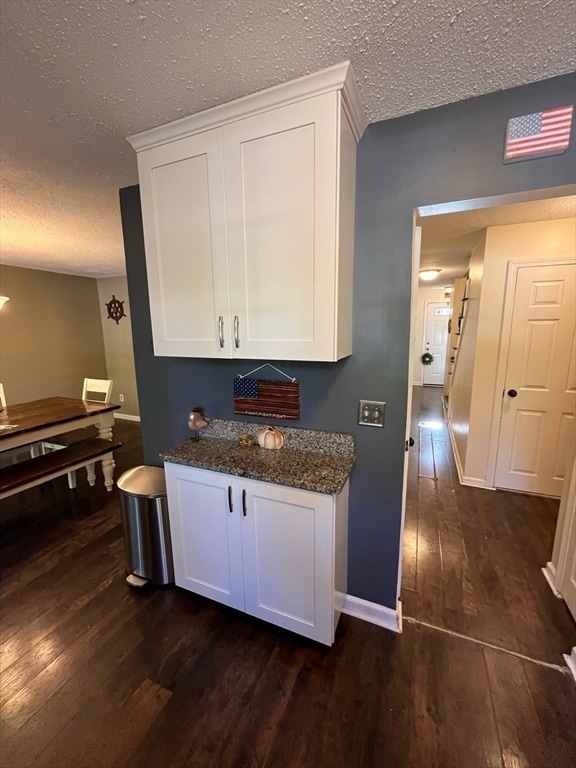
0,0,575,277
417,195,576,284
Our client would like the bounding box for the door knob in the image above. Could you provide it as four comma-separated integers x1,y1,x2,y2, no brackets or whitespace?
507,389,518,398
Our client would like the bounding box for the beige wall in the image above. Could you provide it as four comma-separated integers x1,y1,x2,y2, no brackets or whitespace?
0,265,108,403
448,218,576,487
448,231,486,476
443,276,467,396
97,276,140,418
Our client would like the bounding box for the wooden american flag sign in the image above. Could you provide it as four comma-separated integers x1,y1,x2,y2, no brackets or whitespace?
503,105,573,162
233,378,301,420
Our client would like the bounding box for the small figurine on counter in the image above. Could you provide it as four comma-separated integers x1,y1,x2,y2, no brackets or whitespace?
188,406,210,440
239,432,256,447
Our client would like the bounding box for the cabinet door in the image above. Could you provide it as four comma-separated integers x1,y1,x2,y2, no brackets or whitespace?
241,479,335,644
223,93,340,361
137,130,231,357
164,464,243,610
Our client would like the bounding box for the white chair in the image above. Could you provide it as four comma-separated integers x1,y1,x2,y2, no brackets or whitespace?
40,378,114,488
0,384,28,463
0,383,14,461
82,378,114,404
0,383,17,463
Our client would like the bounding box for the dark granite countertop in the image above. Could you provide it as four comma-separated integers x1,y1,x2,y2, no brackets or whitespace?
161,420,355,495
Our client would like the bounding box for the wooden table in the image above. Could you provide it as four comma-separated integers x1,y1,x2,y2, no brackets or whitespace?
0,397,121,494
0,397,120,450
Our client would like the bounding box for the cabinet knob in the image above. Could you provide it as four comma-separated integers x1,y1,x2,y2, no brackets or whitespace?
507,389,518,398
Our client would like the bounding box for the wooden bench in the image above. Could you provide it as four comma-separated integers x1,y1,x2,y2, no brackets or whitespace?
0,437,122,500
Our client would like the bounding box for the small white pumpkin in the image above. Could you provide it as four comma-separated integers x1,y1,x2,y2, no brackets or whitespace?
257,426,284,450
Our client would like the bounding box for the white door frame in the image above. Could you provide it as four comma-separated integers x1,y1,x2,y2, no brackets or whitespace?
555,451,576,620
396,222,422,606
485,256,575,490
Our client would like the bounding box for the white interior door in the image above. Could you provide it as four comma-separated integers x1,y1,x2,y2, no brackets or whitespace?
495,262,576,496
422,302,451,385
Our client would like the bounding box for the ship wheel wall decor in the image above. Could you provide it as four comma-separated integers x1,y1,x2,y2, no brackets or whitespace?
105,295,127,324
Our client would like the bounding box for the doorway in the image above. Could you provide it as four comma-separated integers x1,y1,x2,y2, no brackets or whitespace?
422,301,451,386
400,188,576,656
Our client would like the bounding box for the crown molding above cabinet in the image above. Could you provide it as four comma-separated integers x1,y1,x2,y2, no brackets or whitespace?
128,61,368,150
128,61,367,362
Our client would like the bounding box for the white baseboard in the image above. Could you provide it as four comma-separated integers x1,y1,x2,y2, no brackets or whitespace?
114,413,141,422
342,594,402,633
461,476,494,490
447,422,465,483
542,562,562,598
446,423,494,489
563,647,576,681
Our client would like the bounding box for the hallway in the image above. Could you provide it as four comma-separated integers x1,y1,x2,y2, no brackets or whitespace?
402,385,576,664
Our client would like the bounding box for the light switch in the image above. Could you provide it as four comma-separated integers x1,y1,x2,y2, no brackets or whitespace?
358,400,385,427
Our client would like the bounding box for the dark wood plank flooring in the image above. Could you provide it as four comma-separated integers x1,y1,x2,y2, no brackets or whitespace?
1,416,575,768
402,386,576,665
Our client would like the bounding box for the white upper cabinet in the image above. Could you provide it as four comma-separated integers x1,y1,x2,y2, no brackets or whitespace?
135,129,230,358
128,62,367,361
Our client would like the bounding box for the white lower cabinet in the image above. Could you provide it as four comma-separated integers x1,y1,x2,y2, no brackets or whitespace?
164,462,349,645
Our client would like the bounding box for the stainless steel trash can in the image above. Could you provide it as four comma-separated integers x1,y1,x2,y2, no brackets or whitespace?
117,465,174,587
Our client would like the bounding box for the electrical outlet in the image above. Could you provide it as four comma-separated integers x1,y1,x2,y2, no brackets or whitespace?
358,400,385,427
119,394,124,403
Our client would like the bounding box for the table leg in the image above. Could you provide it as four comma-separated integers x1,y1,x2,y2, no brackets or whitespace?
95,411,115,442
96,424,114,441
102,455,115,492
86,463,96,487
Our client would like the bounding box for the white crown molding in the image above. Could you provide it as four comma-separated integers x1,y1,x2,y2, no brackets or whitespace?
340,61,368,142
128,61,367,151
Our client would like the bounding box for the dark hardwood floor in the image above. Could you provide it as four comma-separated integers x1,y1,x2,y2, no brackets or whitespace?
1,412,575,768
402,386,576,665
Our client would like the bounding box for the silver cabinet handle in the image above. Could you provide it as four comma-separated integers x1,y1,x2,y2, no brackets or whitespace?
218,316,224,348
228,485,233,513
234,315,240,348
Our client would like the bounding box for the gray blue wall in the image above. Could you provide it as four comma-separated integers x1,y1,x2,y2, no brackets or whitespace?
121,72,576,610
